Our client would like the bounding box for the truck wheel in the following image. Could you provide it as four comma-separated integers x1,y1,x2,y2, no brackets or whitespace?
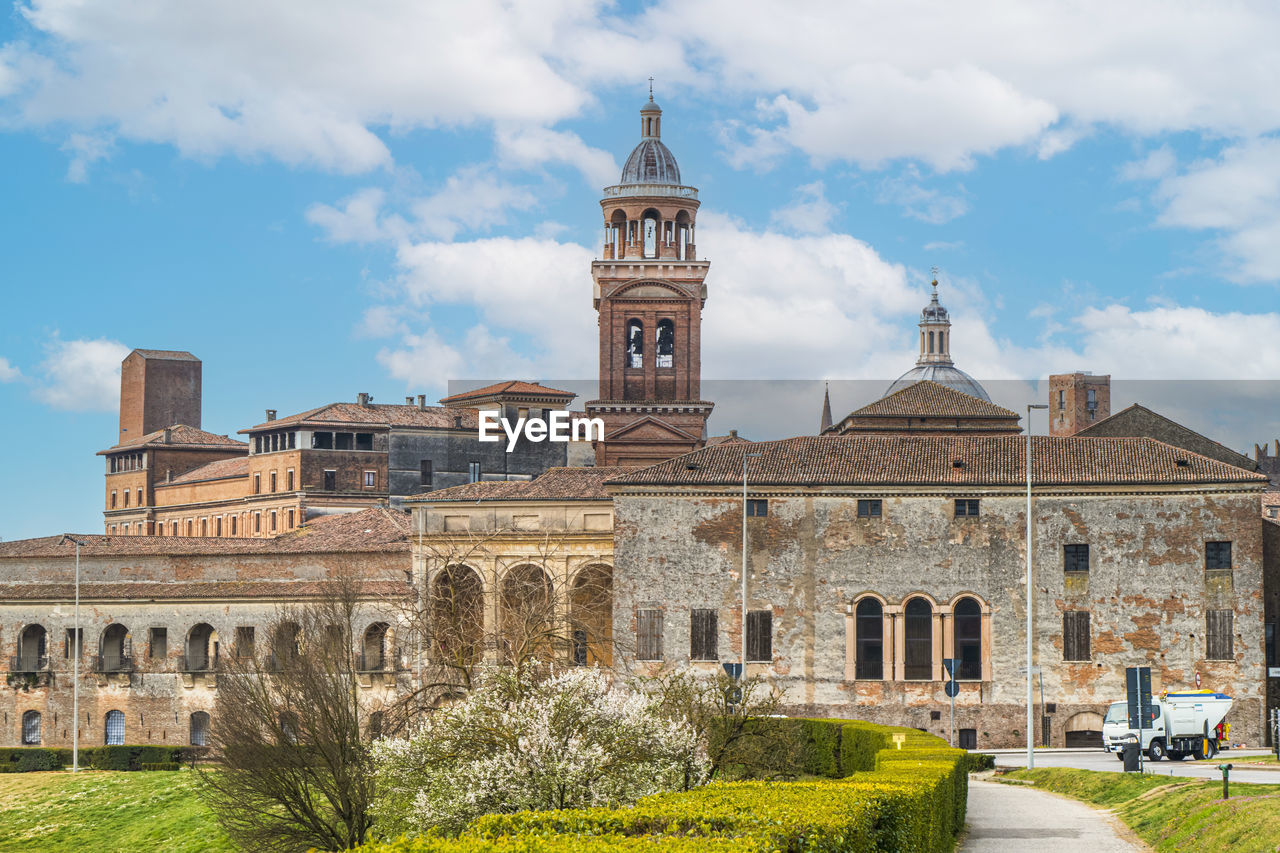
1206,740,1218,760
1116,751,1126,762
1193,739,1207,760
1148,740,1166,762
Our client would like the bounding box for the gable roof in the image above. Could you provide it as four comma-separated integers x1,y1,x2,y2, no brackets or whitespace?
1075,404,1257,471
160,456,250,485
607,434,1269,489
438,381,577,405
100,424,247,454
243,402,480,433
408,467,636,502
840,381,1020,421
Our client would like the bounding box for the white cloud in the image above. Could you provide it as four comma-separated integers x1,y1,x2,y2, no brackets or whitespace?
0,357,21,382
923,240,964,252
410,167,539,241
60,131,111,182
770,181,838,235
32,337,129,411
1120,145,1176,182
306,188,401,244
877,168,969,224
495,126,618,187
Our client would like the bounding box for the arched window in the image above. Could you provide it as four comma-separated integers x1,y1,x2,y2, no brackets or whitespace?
100,623,129,672
656,319,675,368
279,712,298,745
928,331,935,354
105,709,125,745
855,598,883,680
501,565,553,664
953,597,982,680
368,711,384,741
642,210,659,258
21,710,41,745
185,624,216,672
190,711,210,747
904,597,933,680
430,565,485,666
17,624,47,671
626,319,644,368
570,565,613,667
362,623,390,671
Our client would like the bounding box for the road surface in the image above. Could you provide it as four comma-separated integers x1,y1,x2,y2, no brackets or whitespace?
962,778,1145,851
991,748,1280,785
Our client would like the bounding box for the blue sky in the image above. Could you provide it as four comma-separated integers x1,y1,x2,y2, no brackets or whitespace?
3,1,1280,539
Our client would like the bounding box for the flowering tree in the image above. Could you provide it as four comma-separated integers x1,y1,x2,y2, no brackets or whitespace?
371,667,706,837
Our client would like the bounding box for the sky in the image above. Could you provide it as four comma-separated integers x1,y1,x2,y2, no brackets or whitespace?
3,0,1280,540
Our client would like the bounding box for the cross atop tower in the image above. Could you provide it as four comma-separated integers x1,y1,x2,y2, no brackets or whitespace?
648,76,654,99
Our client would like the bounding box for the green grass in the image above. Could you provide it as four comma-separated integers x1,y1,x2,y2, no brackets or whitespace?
0,769,235,853
1004,767,1280,853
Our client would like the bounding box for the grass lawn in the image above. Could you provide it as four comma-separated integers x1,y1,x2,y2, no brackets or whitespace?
0,769,235,853
1005,767,1280,853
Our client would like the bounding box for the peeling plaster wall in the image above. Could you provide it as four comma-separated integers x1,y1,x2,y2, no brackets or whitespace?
613,487,1268,749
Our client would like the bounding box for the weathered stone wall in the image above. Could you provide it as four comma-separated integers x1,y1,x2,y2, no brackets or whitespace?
612,486,1267,749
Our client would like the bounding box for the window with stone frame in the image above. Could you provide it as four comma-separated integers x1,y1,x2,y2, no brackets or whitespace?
148,627,167,659
953,597,983,680
690,609,718,661
903,598,933,679
1205,541,1232,571
854,598,883,680
105,709,125,745
954,498,980,518
746,499,768,517
857,499,882,518
636,608,663,661
1206,610,1234,661
1063,544,1090,573
746,610,772,662
1063,611,1091,661
236,626,255,658
21,710,40,745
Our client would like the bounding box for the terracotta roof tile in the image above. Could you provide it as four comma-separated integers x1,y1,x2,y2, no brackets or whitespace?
706,433,752,446
101,424,246,454
162,456,250,485
841,381,1020,420
409,467,636,502
0,580,408,601
439,381,577,404
132,349,199,361
607,435,1269,488
242,403,481,433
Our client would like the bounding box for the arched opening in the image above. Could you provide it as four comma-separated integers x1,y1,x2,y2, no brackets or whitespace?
675,210,691,260
928,331,935,354
570,565,613,666
626,319,644,368
278,712,298,745
361,622,390,671
185,624,217,672
656,319,675,369
430,565,485,667
368,711,384,741
99,623,130,672
953,598,982,681
904,597,933,681
189,711,210,747
501,564,553,664
855,598,884,680
609,209,626,258
17,624,47,671
1064,711,1104,749
104,709,125,745
21,710,41,745
641,208,660,258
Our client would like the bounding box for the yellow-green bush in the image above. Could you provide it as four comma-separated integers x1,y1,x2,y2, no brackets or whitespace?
354,719,970,853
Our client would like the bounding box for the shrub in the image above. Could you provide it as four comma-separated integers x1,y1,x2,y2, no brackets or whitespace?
141,762,181,771
16,748,60,772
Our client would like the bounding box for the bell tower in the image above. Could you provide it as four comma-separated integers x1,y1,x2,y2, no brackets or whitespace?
585,90,713,466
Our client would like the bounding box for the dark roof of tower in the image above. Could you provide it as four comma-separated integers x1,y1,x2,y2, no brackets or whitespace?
885,364,991,402
620,138,682,185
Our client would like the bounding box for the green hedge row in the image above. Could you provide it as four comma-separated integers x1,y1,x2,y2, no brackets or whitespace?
356,718,974,853
0,745,209,772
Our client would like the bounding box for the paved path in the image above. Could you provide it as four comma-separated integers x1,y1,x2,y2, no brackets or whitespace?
992,748,1280,785
961,779,1146,852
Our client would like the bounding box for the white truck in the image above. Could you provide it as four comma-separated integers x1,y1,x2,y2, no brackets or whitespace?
1101,691,1233,761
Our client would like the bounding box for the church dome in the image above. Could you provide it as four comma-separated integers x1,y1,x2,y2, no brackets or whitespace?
885,364,991,402
621,138,682,185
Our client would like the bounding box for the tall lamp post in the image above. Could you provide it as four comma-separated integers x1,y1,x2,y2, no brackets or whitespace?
60,535,86,772
742,451,763,667
1025,403,1048,769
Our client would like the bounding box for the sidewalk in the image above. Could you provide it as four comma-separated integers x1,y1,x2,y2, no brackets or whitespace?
961,779,1147,852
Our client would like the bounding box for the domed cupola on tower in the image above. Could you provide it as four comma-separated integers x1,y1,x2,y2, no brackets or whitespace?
884,276,992,402
620,96,682,185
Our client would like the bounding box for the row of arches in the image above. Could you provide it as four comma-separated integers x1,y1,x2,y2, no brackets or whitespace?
18,708,209,746
849,593,990,683
625,318,675,369
604,208,694,260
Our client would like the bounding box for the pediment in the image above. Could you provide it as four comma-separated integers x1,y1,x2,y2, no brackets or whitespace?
614,279,685,299
607,416,700,443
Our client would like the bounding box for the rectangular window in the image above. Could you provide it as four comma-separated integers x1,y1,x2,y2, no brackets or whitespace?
270,511,277,532
313,431,334,449
690,609,718,661
270,471,277,492
230,516,237,536
1057,389,1065,410
1064,544,1090,573
111,490,117,508
286,469,294,491
253,473,261,494
136,489,143,506
1268,621,1277,669
356,432,374,451
1207,610,1233,660
746,609,772,663
215,516,222,537
336,432,354,450
288,432,296,449
123,490,130,507
746,499,768,517
636,609,663,661
64,627,83,659
958,729,977,750
149,627,167,659
1206,541,1232,571
235,627,255,658
254,512,261,534
468,461,481,483
364,470,376,488
324,470,337,491
856,499,882,518
954,499,980,517
1063,611,1091,661
420,459,433,488
288,509,295,529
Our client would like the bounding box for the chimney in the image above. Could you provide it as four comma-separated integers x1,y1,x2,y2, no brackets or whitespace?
162,427,172,444
405,396,414,405
729,429,738,439
417,394,427,409
265,409,276,422
357,392,371,407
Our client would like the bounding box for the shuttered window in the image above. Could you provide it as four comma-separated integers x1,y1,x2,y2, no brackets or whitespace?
1207,610,1233,660
1063,611,1090,661
746,610,772,662
636,609,663,661
105,709,125,745
690,609,718,661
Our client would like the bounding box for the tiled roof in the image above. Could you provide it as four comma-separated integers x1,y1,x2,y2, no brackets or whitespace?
162,456,250,485
409,467,636,502
1264,492,1280,512
0,508,411,558
842,381,1019,420
706,432,752,446
0,580,408,601
132,349,199,361
243,403,480,433
101,424,247,454
439,381,577,404
1075,404,1257,470
607,435,1270,488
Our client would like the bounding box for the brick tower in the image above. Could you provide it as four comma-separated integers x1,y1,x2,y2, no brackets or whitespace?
586,91,713,466
1049,372,1111,436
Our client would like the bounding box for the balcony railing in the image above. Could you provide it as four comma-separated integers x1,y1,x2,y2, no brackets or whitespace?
601,183,699,200
356,651,405,673
94,654,134,673
8,654,49,673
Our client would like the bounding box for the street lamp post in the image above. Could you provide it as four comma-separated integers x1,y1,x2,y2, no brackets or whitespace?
1025,403,1048,770
742,451,763,667
61,536,86,773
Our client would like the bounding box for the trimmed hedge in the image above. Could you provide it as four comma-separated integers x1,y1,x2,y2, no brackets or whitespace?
0,744,200,772
356,717,977,853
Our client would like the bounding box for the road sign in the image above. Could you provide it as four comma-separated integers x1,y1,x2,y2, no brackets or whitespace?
892,733,906,749
1126,666,1154,730
722,662,743,681
942,658,960,678
944,680,960,698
